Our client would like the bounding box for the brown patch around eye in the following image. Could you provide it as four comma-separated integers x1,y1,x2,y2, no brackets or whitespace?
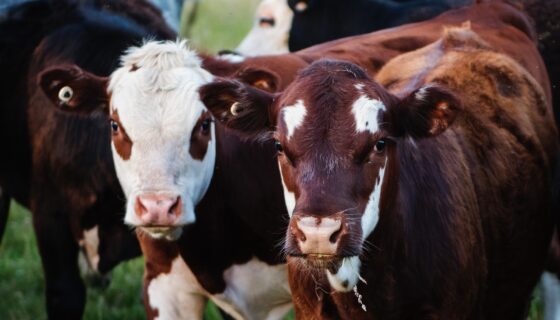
110,110,133,160
189,111,212,160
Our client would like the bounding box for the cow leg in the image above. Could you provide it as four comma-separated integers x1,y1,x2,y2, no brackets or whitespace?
32,209,85,319
0,187,10,245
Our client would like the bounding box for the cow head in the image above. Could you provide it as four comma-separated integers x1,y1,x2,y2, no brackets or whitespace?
38,41,217,240
200,59,460,291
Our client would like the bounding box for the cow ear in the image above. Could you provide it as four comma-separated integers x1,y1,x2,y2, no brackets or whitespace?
390,84,461,138
234,67,280,93
38,64,109,115
199,79,276,137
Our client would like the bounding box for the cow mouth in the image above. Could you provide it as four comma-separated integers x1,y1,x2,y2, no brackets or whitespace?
292,254,343,269
141,226,183,241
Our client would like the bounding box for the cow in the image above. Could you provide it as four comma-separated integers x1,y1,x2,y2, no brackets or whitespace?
0,0,174,317
199,23,558,320
236,0,293,56
287,0,472,51
38,40,296,319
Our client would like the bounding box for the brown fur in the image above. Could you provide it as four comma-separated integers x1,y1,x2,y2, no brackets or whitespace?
201,25,559,319
109,110,132,161
189,111,212,160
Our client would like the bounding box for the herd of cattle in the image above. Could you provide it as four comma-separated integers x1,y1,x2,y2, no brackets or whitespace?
0,0,559,319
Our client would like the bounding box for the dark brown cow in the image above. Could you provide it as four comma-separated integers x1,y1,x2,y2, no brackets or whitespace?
200,24,559,320
0,0,173,317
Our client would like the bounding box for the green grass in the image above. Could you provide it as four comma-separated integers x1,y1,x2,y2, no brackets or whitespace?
181,0,260,54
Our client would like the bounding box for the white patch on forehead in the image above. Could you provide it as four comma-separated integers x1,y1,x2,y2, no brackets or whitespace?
352,94,385,133
326,256,361,292
217,53,246,63
282,99,307,140
212,258,292,320
278,163,296,217
147,256,207,319
362,158,386,239
354,83,365,91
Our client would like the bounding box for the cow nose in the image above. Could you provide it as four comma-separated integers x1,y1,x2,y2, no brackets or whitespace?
135,194,182,226
294,216,343,255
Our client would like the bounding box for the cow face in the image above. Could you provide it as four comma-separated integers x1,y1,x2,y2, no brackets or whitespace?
39,41,216,240
201,60,460,291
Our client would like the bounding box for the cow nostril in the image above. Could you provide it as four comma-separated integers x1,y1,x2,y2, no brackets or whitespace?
135,197,147,214
329,226,342,244
169,196,181,215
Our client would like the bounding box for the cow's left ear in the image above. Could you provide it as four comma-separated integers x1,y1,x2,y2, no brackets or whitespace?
199,78,277,138
389,84,461,138
234,67,280,93
38,64,109,114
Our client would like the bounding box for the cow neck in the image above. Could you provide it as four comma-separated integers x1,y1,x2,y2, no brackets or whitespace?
176,121,288,294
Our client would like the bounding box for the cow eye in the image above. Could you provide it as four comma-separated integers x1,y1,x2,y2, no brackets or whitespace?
374,139,386,153
110,120,119,134
58,86,73,103
201,119,211,133
274,140,283,152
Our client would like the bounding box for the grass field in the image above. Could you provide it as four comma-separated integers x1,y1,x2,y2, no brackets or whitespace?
0,0,548,319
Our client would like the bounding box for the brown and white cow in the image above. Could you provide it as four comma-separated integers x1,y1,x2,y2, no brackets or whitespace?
39,41,293,319
199,25,559,319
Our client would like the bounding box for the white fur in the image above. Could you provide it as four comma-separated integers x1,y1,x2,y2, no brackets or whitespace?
217,53,246,64
362,158,386,239
148,256,290,320
414,83,436,101
212,258,292,320
326,256,361,292
278,163,296,217
351,94,386,133
108,41,216,234
78,225,100,272
282,99,307,141
147,256,208,319
542,272,560,320
236,0,293,56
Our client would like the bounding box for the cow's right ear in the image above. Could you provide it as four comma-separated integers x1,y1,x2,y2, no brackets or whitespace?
38,64,109,115
199,79,276,137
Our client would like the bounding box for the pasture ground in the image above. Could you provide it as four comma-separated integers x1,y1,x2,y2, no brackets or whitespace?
0,0,546,318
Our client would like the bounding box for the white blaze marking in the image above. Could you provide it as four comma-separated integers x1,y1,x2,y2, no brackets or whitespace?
362,159,387,239
278,163,296,217
326,256,361,292
282,100,307,141
212,258,292,320
147,257,207,319
351,94,385,133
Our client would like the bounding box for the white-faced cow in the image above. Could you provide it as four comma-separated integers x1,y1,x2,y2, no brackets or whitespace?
236,0,293,56
0,0,174,317
200,24,559,319
39,41,293,320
